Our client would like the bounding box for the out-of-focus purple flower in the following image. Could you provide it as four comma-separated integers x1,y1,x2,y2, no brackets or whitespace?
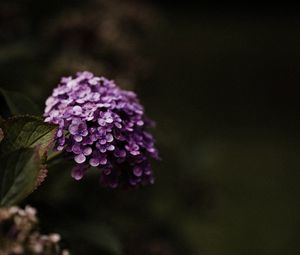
0,206,69,255
44,71,159,188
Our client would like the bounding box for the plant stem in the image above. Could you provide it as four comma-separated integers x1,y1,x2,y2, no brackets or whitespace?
47,150,63,162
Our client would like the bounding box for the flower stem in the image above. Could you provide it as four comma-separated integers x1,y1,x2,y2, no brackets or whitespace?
47,150,63,163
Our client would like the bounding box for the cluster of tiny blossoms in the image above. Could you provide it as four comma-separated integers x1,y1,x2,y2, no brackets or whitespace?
44,71,159,188
0,206,69,255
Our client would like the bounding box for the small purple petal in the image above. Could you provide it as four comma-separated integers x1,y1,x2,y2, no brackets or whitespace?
57,129,63,137
114,122,122,128
83,147,92,156
106,145,115,151
130,150,140,156
136,120,144,126
74,154,86,164
69,125,78,135
98,119,106,126
133,166,143,177
72,144,82,154
89,158,100,167
72,105,82,115
99,158,107,165
71,166,86,180
106,134,114,143
74,136,83,142
100,139,107,145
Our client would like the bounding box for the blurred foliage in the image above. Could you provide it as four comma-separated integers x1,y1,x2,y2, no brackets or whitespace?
0,0,161,102
0,88,40,116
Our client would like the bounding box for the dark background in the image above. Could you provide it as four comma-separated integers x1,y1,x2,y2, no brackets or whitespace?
1,1,300,254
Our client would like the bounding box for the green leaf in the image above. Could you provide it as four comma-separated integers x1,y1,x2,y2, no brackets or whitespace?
0,87,40,116
0,147,44,206
0,115,57,157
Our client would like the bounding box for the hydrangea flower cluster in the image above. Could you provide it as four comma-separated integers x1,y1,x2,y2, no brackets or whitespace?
0,206,69,255
44,71,159,188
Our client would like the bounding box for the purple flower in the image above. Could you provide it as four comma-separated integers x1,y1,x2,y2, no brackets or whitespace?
44,71,159,188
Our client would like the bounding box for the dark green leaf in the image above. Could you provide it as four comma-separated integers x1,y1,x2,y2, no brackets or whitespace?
0,87,40,116
0,147,44,206
0,115,57,157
